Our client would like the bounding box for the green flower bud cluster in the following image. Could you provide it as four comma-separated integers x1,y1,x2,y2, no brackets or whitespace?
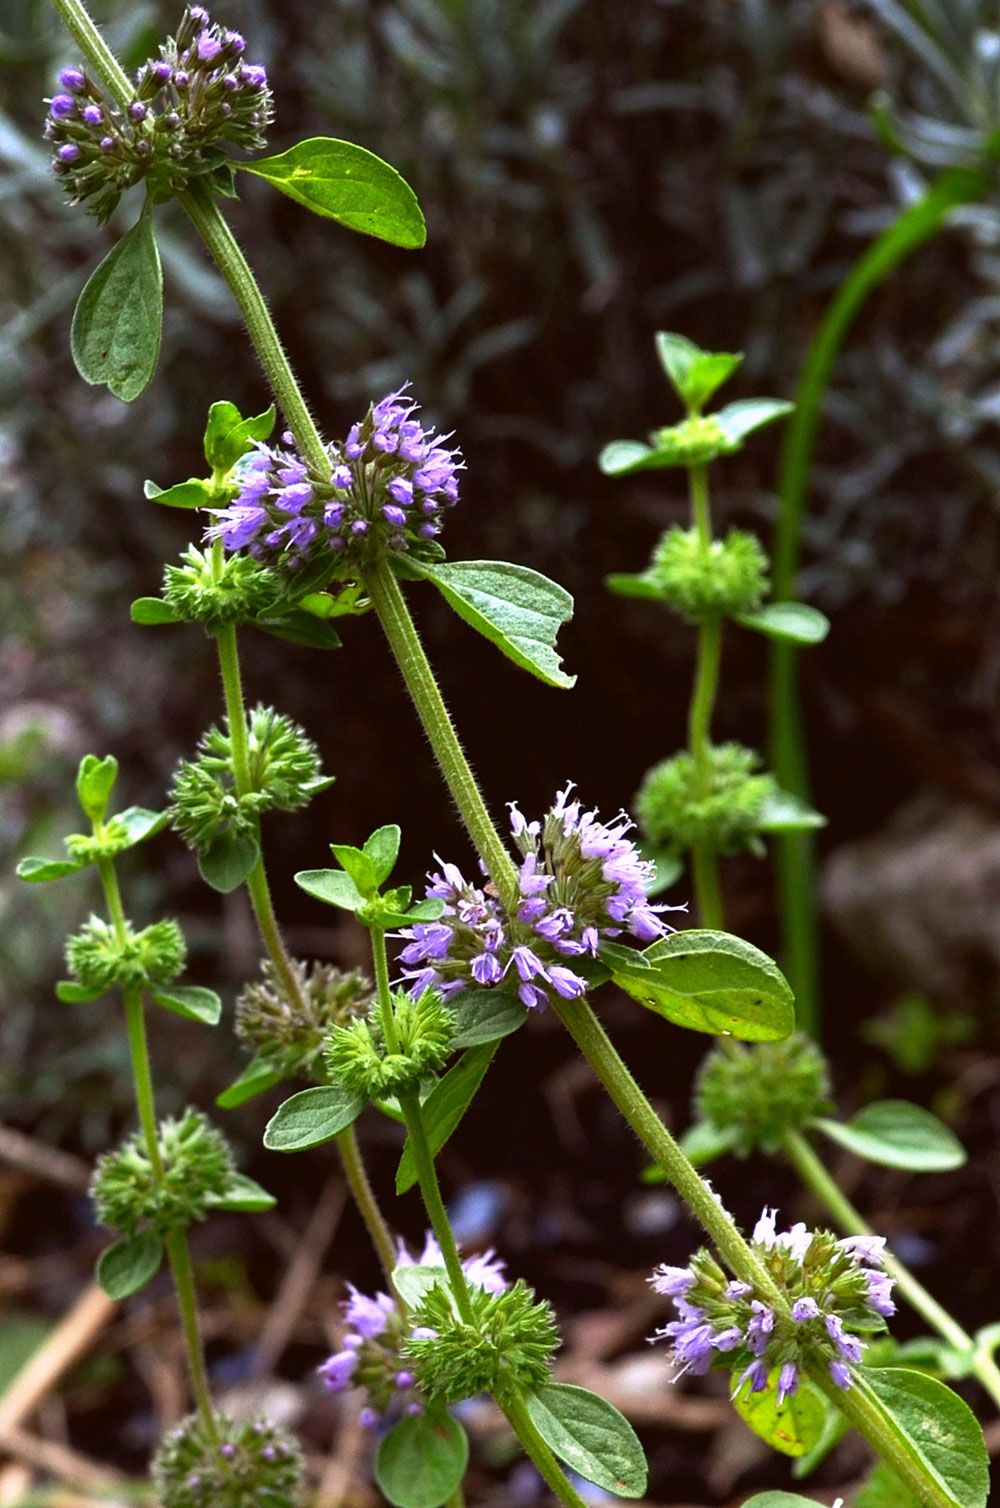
694,1034,833,1156
235,958,373,1076
649,526,768,622
163,546,281,628
66,915,186,995
635,742,776,857
403,1279,559,1404
650,414,734,466
152,1411,304,1508
325,989,455,1099
91,1109,233,1238
171,705,330,851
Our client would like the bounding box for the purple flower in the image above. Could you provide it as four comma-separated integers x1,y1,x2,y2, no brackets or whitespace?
56,143,81,162
196,32,223,61
81,103,103,125
734,1359,769,1394
49,95,76,119
791,1297,820,1322
863,1269,897,1318
777,1362,799,1404
825,1314,864,1364
59,68,86,91
318,1349,357,1393
829,1360,853,1390
650,1265,695,1299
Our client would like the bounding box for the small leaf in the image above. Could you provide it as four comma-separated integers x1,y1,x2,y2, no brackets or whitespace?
375,1411,469,1508
252,611,342,650
56,979,105,1003
392,1264,449,1309
329,843,380,897
714,397,793,445
525,1383,648,1497
813,1100,966,1173
143,477,213,509
861,1367,989,1508
96,1231,162,1300
731,1368,827,1457
241,138,426,249
263,1084,366,1152
150,985,223,1027
678,1119,741,1166
742,1495,829,1507
655,332,742,410
604,571,664,601
130,596,181,626
853,1463,922,1508
611,930,795,1041
115,806,169,848
198,832,260,893
216,1054,285,1109
364,824,401,885
206,1172,276,1213
756,791,827,834
76,754,118,823
396,1044,498,1194
598,439,660,476
294,867,365,911
599,941,651,973
735,602,830,645
17,856,84,883
407,558,575,688
450,989,527,1048
203,399,275,472
403,897,446,923
71,205,163,402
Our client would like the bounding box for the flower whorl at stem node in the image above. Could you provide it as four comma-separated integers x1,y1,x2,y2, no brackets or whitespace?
635,743,777,858
170,706,330,851
651,1210,895,1405
400,783,679,1011
152,1411,304,1508
203,388,462,574
235,959,372,1075
649,526,769,621
403,1279,559,1404
695,1034,833,1156
324,988,455,1098
91,1109,232,1237
163,546,281,627
46,7,272,223
66,915,185,995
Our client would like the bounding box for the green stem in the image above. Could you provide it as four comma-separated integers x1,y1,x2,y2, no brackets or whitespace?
398,1090,476,1325
685,461,726,929
364,556,519,910
164,1230,220,1441
96,855,128,941
784,1130,1000,1411
369,924,402,1056
500,1391,591,1508
47,0,134,106
122,988,164,1178
811,1367,956,1508
179,184,329,475
770,165,990,1036
334,1123,398,1283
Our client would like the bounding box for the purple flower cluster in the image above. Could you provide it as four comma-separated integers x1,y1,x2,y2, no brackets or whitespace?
204,388,463,571
319,1233,506,1425
45,6,272,222
651,1209,895,1406
399,783,678,1012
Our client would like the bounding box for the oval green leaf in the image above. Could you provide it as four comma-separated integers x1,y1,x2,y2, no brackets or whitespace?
150,985,223,1027
756,791,827,833
115,806,170,847
217,1054,285,1109
611,929,795,1041
131,596,181,626
406,558,575,688
392,1264,449,1310
252,610,343,650
294,867,365,911
715,397,793,445
524,1383,648,1497
813,1100,966,1173
742,1495,828,1507
862,1367,989,1508
375,1411,469,1508
241,138,426,249
96,1230,162,1300
56,979,105,1004
198,832,260,894
735,602,830,645
677,1118,741,1167
76,754,118,822
732,1369,827,1457
206,1172,276,1213
604,571,664,601
17,856,84,883
450,989,527,1048
364,823,402,884
143,477,213,509
263,1084,366,1152
396,1044,497,1194
854,1463,922,1508
203,400,275,472
70,206,163,402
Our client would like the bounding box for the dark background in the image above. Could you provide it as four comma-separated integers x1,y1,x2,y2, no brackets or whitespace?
2,2,1000,1503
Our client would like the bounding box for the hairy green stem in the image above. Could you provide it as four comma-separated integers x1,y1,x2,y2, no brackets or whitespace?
785,1129,1000,1411
500,1391,590,1508
364,556,519,910
684,462,726,929
335,1124,398,1283
812,1368,957,1508
48,0,134,106
165,1230,220,1440
770,165,990,1035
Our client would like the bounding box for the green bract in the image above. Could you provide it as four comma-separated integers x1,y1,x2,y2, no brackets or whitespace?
325,989,455,1099
65,915,186,996
153,1411,305,1508
635,742,778,858
693,1034,833,1156
226,959,373,1100
91,1109,233,1238
404,1279,559,1403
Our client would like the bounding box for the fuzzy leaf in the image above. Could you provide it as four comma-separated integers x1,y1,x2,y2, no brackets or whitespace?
294,867,366,911
742,1495,829,1507
55,979,105,1003
115,806,169,847
715,397,793,445
198,832,260,893
853,1464,922,1508
392,1264,449,1309
252,611,342,650
71,206,163,402
813,1100,966,1172
375,1412,469,1508
861,1368,989,1508
450,989,527,1048
604,571,664,600
364,824,402,885
598,439,661,475
407,558,575,688
263,1084,366,1152
655,332,742,410
143,477,213,509
396,1044,498,1194
241,138,426,248
76,754,118,823
731,1369,827,1457
611,930,795,1041
203,399,275,472
735,602,830,645
17,856,84,883
329,843,380,897
756,791,827,833
525,1383,648,1497
217,1055,285,1109
206,1172,276,1213
131,596,181,625
96,1231,162,1300
150,985,223,1027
